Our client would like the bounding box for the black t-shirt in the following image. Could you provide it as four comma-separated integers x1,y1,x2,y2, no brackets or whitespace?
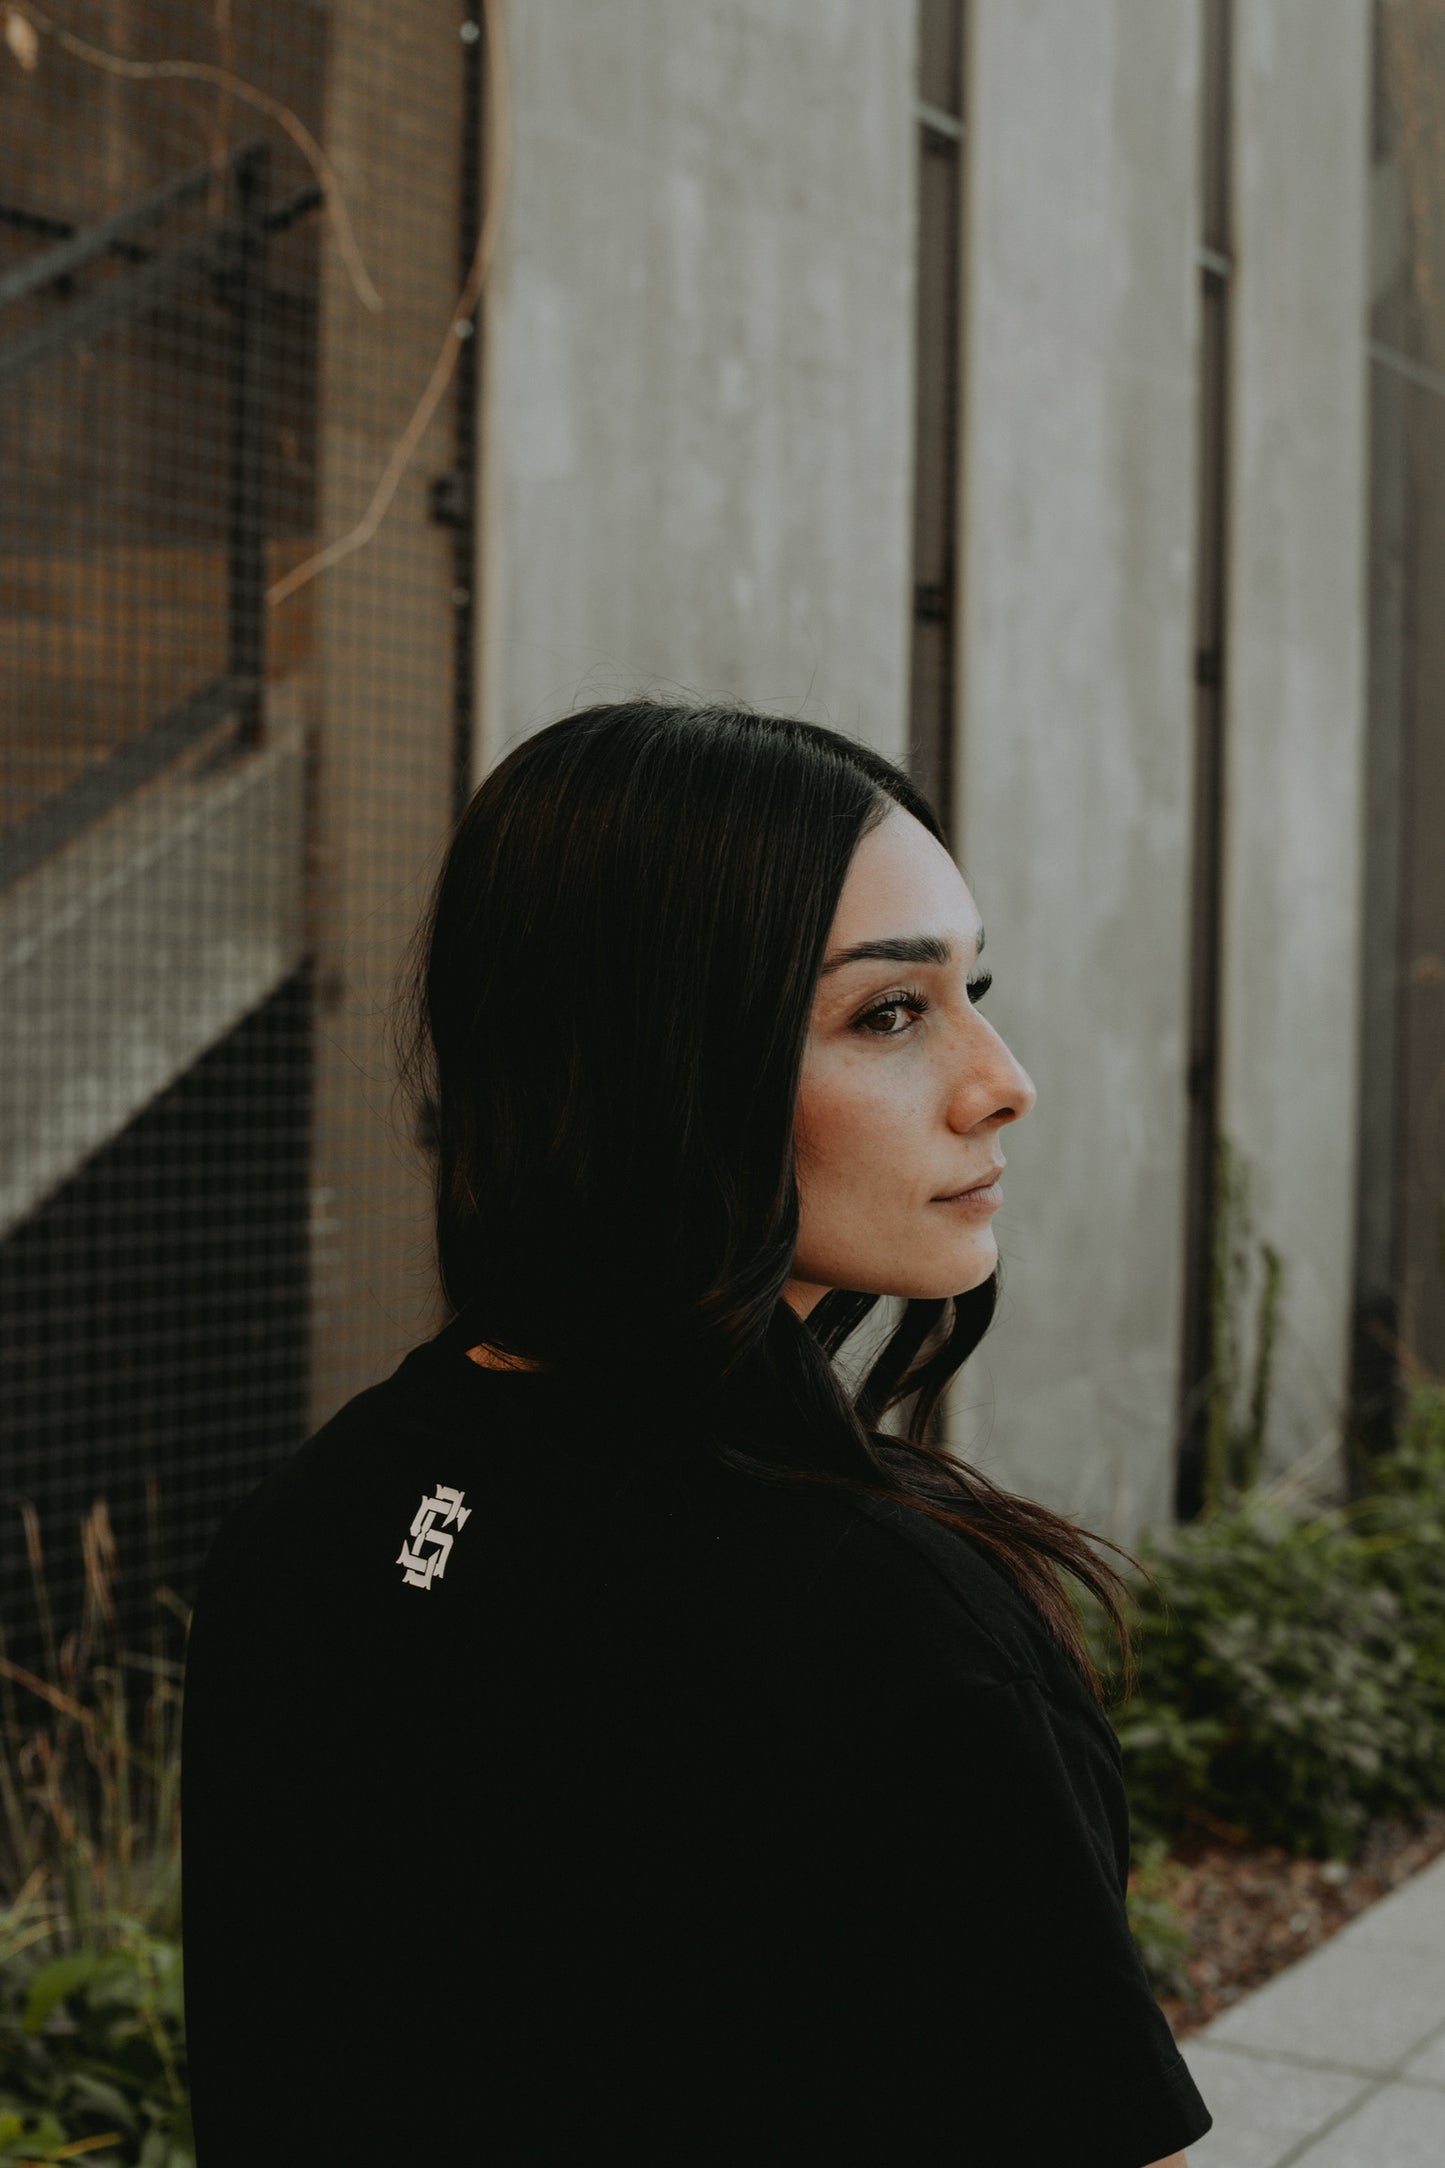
181,1302,1213,2165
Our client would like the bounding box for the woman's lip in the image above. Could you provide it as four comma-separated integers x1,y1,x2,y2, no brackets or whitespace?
934,1170,1005,1205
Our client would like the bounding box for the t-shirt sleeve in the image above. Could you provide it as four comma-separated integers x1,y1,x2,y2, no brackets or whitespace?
727,1671,1215,2167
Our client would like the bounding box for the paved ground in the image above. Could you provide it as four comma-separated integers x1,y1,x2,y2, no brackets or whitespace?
1182,1848,1445,2166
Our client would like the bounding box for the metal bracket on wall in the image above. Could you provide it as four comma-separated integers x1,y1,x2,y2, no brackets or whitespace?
428,468,472,529
915,100,963,144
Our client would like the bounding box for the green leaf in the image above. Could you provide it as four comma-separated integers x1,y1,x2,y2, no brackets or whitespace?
0,2109,67,2159
22,1957,107,2038
61,2072,136,2131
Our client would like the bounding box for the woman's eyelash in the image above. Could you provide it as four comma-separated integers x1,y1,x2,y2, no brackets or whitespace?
853,972,993,1036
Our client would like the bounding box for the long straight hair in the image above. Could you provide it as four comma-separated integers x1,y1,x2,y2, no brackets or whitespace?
399,700,1140,1702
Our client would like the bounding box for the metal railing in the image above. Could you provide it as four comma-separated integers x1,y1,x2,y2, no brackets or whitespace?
0,140,319,889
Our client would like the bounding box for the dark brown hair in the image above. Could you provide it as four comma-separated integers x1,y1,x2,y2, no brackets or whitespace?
400,699,1141,1702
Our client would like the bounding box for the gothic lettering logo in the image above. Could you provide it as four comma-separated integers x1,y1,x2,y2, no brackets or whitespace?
397,1484,472,1590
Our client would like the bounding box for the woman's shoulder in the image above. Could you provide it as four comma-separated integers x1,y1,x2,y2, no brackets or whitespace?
832,1482,1059,1671
186,1358,1103,1752
687,1453,1100,1747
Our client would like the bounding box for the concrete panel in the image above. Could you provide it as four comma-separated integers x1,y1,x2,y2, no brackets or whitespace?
1401,2025,1445,2088
1185,1855,1445,2164
479,0,917,765
1203,1925,1445,2075
0,706,306,1238
1215,1,1372,1483
1291,2078,1445,2167
1309,1848,1445,1958
1182,2041,1370,2168
955,1,1202,1542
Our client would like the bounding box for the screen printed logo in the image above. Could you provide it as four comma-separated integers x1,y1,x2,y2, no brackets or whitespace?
397,1484,472,1590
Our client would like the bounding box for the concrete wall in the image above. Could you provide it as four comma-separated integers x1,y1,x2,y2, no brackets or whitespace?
478,0,918,769
955,0,1372,1536
473,0,1377,1539
954,1,1202,1544
1218,0,1372,1481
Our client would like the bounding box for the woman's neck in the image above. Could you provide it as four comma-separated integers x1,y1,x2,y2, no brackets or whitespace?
467,1342,545,1372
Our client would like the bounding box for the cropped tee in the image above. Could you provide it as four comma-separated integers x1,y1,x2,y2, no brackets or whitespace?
180,1300,1212,2165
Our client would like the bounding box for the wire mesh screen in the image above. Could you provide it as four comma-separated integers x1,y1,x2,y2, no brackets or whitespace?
0,0,481,1679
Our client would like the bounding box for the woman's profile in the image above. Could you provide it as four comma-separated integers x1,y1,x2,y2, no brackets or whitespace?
180,699,1212,2164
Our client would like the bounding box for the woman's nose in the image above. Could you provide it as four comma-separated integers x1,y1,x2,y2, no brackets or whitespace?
1005,1052,1038,1120
947,1020,1036,1127
976,1023,1036,1123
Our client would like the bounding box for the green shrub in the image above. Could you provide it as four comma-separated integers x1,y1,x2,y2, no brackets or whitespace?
0,1499,191,2168
0,1899,190,2166
1092,1384,1445,1863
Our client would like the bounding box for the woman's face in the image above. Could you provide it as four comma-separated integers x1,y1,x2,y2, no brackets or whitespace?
785,805,1036,1318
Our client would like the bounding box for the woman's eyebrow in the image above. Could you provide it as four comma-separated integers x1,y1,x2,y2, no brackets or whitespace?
819,925,985,976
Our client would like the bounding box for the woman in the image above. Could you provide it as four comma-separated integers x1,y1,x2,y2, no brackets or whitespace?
181,700,1212,2165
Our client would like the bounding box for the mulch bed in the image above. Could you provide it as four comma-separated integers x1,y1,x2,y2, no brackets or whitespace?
1140,1806,1445,2041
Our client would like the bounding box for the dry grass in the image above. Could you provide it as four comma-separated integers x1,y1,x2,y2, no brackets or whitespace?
0,1488,189,1960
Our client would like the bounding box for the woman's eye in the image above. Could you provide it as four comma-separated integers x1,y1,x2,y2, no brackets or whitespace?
854,972,992,1038
857,996,924,1037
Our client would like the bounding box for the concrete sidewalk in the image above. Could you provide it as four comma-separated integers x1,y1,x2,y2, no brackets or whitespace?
1183,1849,1445,2166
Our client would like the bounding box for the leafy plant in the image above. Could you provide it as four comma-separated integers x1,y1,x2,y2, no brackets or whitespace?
0,1897,190,2166
1093,1382,1445,1864
0,1492,192,2168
